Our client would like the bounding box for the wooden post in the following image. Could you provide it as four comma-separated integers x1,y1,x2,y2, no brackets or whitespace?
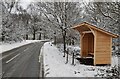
54,32,56,45
72,52,74,65
66,49,69,64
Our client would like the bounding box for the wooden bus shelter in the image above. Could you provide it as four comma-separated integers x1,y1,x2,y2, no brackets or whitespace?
72,22,119,65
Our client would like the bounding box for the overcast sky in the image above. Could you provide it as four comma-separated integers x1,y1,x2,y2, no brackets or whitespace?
19,0,120,9
20,0,33,9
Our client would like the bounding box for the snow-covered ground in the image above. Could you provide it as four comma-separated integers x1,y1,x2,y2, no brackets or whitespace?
0,40,46,53
42,42,119,77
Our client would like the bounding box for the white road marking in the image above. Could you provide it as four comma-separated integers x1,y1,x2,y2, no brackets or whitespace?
6,53,20,64
0,47,29,60
23,48,29,52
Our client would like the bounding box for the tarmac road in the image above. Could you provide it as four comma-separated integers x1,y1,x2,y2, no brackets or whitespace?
1,41,45,78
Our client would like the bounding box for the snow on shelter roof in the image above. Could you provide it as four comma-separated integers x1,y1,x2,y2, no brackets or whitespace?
71,22,119,38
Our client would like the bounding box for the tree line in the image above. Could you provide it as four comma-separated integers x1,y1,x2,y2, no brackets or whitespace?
1,1,120,52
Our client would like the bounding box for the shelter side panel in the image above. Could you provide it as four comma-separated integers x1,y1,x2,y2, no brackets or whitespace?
95,32,112,64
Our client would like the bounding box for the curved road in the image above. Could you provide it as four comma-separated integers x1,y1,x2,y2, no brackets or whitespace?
1,41,45,78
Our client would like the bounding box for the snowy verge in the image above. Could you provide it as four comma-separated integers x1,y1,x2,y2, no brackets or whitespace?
39,46,44,77
43,42,83,77
43,42,119,77
0,40,48,54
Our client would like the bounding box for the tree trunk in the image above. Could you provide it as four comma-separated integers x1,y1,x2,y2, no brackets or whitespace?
54,36,56,45
44,33,45,39
63,30,66,57
118,23,120,77
118,18,120,54
69,38,71,45
72,38,74,45
117,5,120,76
39,33,41,40
2,33,5,42
26,34,28,40
63,3,67,57
33,31,35,40
66,49,69,64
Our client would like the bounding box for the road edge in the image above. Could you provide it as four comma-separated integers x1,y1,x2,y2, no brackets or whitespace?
39,45,44,78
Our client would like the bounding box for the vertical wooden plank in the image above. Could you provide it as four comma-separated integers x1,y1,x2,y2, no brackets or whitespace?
110,37,112,64
83,34,89,57
88,33,94,53
80,34,83,57
94,30,97,65
80,33,85,57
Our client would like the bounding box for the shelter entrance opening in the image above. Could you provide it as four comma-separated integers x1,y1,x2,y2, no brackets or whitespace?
81,33,94,58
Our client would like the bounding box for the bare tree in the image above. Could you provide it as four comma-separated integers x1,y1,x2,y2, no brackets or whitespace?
35,2,81,56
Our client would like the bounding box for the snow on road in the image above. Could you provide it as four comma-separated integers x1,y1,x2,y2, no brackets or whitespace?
43,42,119,77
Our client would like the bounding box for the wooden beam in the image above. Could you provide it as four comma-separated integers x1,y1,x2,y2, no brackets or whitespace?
82,31,92,34
84,23,119,38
